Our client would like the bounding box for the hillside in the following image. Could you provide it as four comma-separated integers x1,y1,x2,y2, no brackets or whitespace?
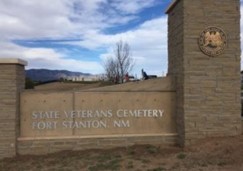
30,77,173,92
26,69,91,82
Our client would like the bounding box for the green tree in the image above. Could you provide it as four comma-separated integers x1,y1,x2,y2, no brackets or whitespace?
25,77,35,89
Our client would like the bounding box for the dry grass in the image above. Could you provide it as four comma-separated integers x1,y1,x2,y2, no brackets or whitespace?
1,135,243,171
33,81,115,91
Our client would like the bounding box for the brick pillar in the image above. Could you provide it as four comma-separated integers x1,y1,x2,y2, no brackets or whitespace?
166,0,241,146
0,58,27,159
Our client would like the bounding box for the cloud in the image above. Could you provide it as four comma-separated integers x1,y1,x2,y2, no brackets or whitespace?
110,0,157,14
0,0,163,41
0,0,74,40
0,0,169,76
94,17,168,76
0,41,102,73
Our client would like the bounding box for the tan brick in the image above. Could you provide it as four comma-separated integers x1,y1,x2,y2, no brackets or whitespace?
0,62,26,159
167,0,241,146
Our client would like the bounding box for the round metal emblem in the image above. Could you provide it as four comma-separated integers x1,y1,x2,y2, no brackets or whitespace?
198,27,227,57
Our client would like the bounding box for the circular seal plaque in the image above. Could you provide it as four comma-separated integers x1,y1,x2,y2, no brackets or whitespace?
198,27,227,57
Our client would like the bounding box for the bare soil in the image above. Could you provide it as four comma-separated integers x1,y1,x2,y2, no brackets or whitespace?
1,135,243,171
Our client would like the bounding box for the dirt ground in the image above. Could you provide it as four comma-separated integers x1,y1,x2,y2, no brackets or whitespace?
0,135,243,171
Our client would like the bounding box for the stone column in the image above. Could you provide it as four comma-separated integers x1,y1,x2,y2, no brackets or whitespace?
0,58,27,158
166,0,241,146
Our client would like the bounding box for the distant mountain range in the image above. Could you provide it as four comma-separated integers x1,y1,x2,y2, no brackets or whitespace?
26,69,91,82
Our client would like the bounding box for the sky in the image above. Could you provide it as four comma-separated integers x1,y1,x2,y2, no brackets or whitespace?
0,0,243,78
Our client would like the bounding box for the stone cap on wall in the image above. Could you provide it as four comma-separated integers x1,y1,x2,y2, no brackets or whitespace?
0,58,28,66
165,0,179,14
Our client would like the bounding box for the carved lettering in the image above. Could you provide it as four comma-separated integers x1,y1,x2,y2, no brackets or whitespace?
30,109,164,130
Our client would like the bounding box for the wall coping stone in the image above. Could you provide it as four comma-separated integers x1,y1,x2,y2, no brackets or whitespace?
18,133,178,141
165,0,179,14
0,58,28,66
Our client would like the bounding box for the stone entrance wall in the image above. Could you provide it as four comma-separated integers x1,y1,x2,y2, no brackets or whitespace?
17,82,178,155
0,59,26,159
166,0,242,146
0,58,178,158
0,0,242,159
20,91,176,138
